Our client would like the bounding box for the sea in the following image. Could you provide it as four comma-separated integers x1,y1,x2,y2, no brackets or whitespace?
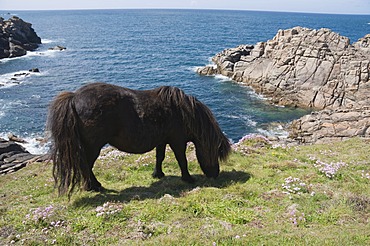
1,9,369,154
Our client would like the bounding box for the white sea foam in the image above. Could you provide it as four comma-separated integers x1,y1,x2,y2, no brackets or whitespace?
0,48,60,64
0,69,43,88
190,66,201,73
248,90,267,101
31,94,41,99
0,99,6,119
207,57,215,64
20,137,50,155
214,74,232,82
25,49,61,58
41,39,55,44
257,124,289,138
0,132,49,155
225,114,257,127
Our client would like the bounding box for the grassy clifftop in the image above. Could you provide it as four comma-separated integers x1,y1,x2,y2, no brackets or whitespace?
1,137,369,245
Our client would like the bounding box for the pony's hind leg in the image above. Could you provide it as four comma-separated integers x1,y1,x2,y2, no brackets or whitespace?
83,145,103,192
84,168,102,192
152,144,166,179
170,142,195,183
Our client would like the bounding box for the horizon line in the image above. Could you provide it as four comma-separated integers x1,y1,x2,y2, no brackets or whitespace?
2,7,370,16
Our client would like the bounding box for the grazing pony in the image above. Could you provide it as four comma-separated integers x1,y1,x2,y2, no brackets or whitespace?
47,82,231,196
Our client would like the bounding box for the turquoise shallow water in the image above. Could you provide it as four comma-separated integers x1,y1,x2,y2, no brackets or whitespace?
0,9,369,152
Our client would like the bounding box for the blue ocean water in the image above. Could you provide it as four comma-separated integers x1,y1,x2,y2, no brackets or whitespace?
1,9,369,153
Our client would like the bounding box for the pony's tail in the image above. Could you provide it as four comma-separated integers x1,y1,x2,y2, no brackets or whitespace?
47,92,88,197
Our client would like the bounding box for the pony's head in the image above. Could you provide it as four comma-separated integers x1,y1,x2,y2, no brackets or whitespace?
157,86,231,178
194,136,230,178
191,100,231,178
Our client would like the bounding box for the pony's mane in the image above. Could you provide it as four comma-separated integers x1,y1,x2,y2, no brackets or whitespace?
155,86,231,161
156,86,196,109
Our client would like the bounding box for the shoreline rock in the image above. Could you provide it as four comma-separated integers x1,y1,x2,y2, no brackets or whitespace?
197,27,370,144
0,137,47,175
0,16,41,59
290,107,370,144
48,45,66,51
0,68,41,87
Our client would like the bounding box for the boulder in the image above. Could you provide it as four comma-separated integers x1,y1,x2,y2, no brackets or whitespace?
29,68,40,73
0,16,41,59
0,138,27,154
7,133,27,143
196,66,218,76
197,27,370,144
0,137,46,175
48,45,66,51
290,106,370,144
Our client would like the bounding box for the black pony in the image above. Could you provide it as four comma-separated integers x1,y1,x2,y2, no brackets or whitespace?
47,82,231,196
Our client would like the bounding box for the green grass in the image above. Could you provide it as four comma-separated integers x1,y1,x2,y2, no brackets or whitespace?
1,137,369,245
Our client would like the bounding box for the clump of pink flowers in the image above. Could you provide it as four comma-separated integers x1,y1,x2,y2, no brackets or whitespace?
24,205,66,235
282,176,310,196
313,159,347,179
25,205,54,222
96,202,123,217
287,204,306,227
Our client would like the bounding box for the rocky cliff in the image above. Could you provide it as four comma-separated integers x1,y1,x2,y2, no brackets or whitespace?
0,16,41,59
197,27,370,144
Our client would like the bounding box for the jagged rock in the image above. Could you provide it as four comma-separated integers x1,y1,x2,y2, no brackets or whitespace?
48,45,66,51
196,66,218,76
198,27,370,110
197,27,370,144
8,133,28,143
289,107,370,144
0,16,41,59
4,153,35,163
29,68,40,73
0,137,45,175
9,42,27,57
0,139,27,154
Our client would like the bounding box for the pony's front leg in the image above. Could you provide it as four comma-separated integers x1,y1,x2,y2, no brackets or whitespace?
152,144,166,179
170,142,195,183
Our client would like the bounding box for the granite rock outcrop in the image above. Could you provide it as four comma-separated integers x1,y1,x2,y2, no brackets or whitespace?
289,107,370,144
0,137,46,175
0,16,41,59
197,27,370,144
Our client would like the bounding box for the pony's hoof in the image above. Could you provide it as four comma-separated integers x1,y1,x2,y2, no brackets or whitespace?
85,184,104,192
93,186,105,192
152,171,165,179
